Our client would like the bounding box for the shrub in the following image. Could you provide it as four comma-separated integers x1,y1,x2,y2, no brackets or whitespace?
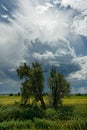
0,120,33,130
45,108,59,120
58,105,74,120
34,118,58,129
9,93,14,96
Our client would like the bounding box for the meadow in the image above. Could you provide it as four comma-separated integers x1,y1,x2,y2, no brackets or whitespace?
0,95,87,130
0,95,87,105
0,95,21,105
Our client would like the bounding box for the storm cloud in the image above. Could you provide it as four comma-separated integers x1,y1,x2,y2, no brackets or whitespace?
0,0,87,93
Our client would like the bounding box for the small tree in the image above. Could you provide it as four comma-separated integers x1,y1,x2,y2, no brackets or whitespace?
17,92,21,96
48,67,70,108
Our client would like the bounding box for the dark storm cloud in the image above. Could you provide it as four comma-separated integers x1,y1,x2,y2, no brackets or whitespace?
0,0,87,93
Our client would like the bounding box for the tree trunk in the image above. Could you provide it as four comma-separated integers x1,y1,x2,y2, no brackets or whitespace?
39,94,46,109
53,96,58,108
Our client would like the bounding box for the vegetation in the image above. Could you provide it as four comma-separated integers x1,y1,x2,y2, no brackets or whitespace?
16,62,46,108
0,95,87,105
0,96,87,130
0,62,87,129
48,67,70,108
16,62,70,108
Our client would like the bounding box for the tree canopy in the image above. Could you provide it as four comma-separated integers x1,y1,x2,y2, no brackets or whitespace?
48,67,70,108
16,62,46,108
17,63,70,109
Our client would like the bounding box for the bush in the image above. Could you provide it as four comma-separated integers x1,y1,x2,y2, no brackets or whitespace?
0,103,87,130
34,118,58,129
9,93,14,96
0,105,45,121
0,120,33,130
58,105,74,120
45,108,59,120
72,104,87,120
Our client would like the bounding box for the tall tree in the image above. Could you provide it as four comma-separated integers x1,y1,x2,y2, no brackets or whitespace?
48,67,70,108
21,80,32,104
16,63,31,104
16,62,46,108
31,62,46,108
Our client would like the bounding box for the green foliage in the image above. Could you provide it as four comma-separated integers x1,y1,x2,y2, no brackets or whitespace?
31,62,46,108
16,62,46,108
0,118,87,130
0,103,87,130
16,62,70,109
16,63,30,80
34,118,57,129
72,104,87,120
0,120,33,130
45,108,59,120
16,63,32,104
0,105,45,122
45,106,73,121
48,67,70,108
58,105,74,120
21,80,32,104
9,93,14,96
17,92,21,96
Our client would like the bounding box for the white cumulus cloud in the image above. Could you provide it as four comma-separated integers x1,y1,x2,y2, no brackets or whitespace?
0,0,87,93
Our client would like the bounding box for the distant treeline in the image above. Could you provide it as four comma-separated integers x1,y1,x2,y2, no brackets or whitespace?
0,92,87,97
9,92,21,96
71,93,87,96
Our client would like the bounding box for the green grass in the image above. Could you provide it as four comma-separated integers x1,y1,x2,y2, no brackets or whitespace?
63,96,87,105
0,95,87,130
0,95,87,105
0,117,87,130
0,95,21,105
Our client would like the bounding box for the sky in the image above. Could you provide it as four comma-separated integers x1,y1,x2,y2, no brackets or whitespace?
0,0,87,94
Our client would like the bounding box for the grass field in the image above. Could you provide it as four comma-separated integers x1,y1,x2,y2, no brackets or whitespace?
0,95,87,105
0,95,87,130
0,95,21,105
63,96,87,105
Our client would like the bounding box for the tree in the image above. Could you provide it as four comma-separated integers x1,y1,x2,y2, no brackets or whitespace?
16,62,46,108
16,63,30,80
31,62,46,108
17,92,21,96
21,80,32,104
48,67,70,108
16,63,31,104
